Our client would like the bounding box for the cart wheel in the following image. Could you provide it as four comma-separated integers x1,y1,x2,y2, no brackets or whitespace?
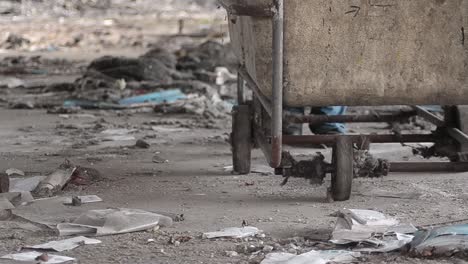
330,137,353,201
232,104,252,174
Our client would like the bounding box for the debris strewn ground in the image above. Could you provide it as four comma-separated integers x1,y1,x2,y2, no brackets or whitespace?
0,1,467,264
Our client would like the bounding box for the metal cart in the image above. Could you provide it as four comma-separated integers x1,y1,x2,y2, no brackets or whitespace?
220,0,468,201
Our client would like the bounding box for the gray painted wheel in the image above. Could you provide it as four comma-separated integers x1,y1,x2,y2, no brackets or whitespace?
331,137,353,201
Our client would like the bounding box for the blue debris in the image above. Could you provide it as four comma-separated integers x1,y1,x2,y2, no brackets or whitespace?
410,224,468,256
118,89,186,106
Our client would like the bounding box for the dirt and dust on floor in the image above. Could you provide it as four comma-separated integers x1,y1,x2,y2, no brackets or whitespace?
1,1,468,264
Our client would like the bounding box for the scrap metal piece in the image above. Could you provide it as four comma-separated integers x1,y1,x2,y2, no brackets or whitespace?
353,150,389,178
281,152,330,185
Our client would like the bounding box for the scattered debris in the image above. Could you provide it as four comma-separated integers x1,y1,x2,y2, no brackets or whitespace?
135,139,150,149
169,235,192,245
353,150,390,178
8,101,35,109
225,251,239,257
63,195,102,206
5,169,25,177
0,192,34,207
260,250,361,264
410,224,468,257
1,251,75,264
12,196,86,228
71,196,82,206
100,128,137,141
152,155,169,164
1,33,30,49
9,176,46,192
0,77,24,88
57,208,173,236
33,160,76,197
174,214,185,222
69,167,102,186
331,209,415,252
118,89,186,106
25,236,101,252
203,226,261,239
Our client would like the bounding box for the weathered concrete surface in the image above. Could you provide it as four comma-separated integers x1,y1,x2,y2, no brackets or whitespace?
228,0,468,107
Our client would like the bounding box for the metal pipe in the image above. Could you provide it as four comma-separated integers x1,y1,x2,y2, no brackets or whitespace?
270,0,284,168
237,72,245,105
390,162,468,173
285,111,417,125
283,134,435,145
238,67,273,116
447,127,468,145
413,105,445,127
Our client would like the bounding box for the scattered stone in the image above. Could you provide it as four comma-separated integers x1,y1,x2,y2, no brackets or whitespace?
71,196,82,206
263,245,274,253
35,253,49,262
135,139,150,149
225,251,238,257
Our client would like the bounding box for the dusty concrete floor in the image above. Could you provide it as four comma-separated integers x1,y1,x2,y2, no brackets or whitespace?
0,109,468,264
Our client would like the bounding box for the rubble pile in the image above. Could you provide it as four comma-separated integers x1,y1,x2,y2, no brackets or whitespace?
1,40,238,123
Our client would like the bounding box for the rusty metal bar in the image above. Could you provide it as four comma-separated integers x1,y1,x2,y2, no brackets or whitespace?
390,162,468,172
413,105,445,127
254,130,273,167
413,105,468,146
218,0,274,17
237,72,245,105
238,67,272,117
270,0,284,168
283,134,435,146
447,128,468,145
285,111,417,125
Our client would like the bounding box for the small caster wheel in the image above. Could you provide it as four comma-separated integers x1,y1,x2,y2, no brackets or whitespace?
231,104,252,174
331,136,353,201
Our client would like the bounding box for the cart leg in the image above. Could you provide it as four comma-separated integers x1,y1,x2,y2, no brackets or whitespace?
454,106,468,152
232,104,252,174
330,136,353,201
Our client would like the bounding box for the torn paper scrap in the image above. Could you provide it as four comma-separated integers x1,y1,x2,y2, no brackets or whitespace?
330,209,414,252
0,197,14,210
12,196,85,229
203,226,260,239
5,169,25,177
1,251,75,264
260,250,361,264
9,176,46,192
331,209,400,244
24,236,101,252
357,233,414,253
57,208,173,236
0,192,34,207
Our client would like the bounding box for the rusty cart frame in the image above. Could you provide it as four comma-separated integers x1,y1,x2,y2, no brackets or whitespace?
222,0,468,201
